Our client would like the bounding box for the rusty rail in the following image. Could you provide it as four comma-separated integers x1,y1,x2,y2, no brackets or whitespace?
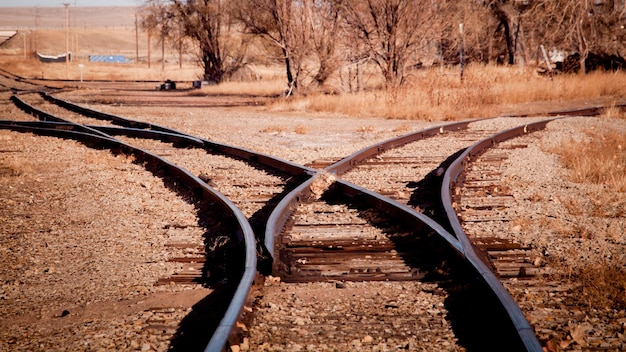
41,92,315,178
0,120,256,352
325,119,481,177
6,93,317,352
440,119,559,352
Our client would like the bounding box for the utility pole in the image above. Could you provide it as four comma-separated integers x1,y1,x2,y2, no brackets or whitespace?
135,13,139,64
34,6,39,54
161,28,165,72
64,3,70,79
148,32,151,68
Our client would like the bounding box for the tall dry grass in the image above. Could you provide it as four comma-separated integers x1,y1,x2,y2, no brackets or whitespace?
555,129,626,192
547,111,626,311
191,79,286,97
269,65,626,120
1,56,204,82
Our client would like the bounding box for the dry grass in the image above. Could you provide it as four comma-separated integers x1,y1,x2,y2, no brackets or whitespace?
269,65,626,120
602,104,626,119
574,260,626,310
260,125,287,133
546,117,626,311
555,130,626,192
1,56,203,82
294,125,307,135
191,79,286,97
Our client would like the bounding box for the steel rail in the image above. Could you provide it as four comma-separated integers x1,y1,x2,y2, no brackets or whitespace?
41,92,316,178
7,94,315,352
267,118,553,350
440,119,559,352
40,92,181,133
263,174,316,268
0,68,58,92
510,102,626,118
5,75,623,352
324,119,482,177
17,91,549,350
265,119,485,262
263,117,477,268
262,172,464,274
11,94,115,140
441,119,557,252
0,121,257,352
262,155,540,349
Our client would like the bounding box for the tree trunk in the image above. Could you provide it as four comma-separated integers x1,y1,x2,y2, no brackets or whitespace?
493,5,514,65
203,52,223,83
282,47,296,94
161,30,165,71
576,22,588,75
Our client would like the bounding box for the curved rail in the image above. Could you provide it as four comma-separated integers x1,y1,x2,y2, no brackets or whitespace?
17,85,621,352
7,93,316,352
12,90,550,350
265,119,484,261
11,94,115,140
0,121,257,352
325,119,481,177
262,119,546,350
6,73,624,351
267,118,556,350
441,120,557,251
440,119,559,352
41,91,316,178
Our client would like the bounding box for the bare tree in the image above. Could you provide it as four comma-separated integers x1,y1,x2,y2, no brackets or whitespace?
526,0,626,73
141,1,177,70
306,1,344,88
233,0,311,94
339,0,449,88
172,0,248,83
142,0,248,83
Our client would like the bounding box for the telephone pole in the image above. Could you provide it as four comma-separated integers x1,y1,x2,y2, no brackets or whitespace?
64,3,70,78
135,13,139,64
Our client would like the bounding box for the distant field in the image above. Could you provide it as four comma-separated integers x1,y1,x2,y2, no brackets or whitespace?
0,6,146,62
0,6,142,58
0,6,206,82
1,5,624,121
0,7,137,29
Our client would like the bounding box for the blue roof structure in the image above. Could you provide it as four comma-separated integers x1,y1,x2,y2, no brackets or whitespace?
89,55,131,63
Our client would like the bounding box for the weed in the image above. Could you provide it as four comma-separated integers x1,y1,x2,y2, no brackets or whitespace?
356,126,375,133
575,261,626,310
553,131,626,192
294,125,307,135
260,126,286,133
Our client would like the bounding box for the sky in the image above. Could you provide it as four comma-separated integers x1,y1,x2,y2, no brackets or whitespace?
0,0,139,6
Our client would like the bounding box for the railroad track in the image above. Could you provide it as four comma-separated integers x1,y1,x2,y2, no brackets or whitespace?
2,73,624,351
2,87,539,351
249,105,622,351
1,88,313,351
0,68,41,92
248,119,581,351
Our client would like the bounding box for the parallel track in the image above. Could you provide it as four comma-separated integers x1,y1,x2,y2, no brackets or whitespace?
258,120,564,350
2,89,313,351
